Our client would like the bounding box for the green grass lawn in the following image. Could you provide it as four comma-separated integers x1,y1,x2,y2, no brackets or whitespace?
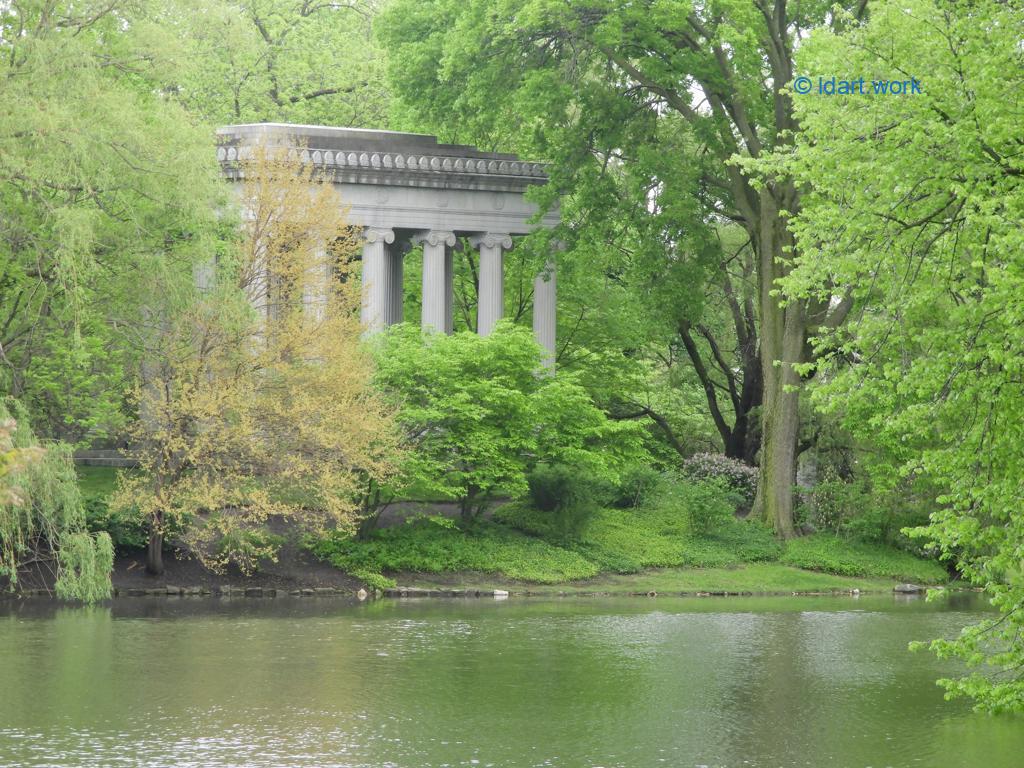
576,564,918,594
311,502,949,592
780,534,946,582
75,465,122,496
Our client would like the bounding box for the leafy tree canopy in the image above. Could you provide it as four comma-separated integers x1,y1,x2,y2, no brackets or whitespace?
759,0,1024,712
165,0,392,127
0,0,227,442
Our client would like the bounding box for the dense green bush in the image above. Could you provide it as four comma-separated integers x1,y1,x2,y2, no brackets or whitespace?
654,475,738,536
800,469,933,547
83,493,148,550
712,520,785,563
801,470,870,534
490,501,545,535
352,569,397,591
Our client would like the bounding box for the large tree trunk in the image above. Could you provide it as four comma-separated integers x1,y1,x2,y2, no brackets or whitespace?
750,188,805,539
756,353,801,539
146,511,164,575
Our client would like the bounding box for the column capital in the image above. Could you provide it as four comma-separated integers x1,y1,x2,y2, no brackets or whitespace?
363,227,395,245
469,232,513,250
412,229,456,248
535,259,555,283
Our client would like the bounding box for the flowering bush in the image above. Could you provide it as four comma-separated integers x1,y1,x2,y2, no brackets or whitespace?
682,453,758,509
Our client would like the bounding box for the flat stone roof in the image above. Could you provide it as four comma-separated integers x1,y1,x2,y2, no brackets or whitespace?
218,123,517,161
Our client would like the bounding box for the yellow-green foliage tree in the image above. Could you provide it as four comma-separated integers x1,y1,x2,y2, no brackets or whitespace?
113,146,400,575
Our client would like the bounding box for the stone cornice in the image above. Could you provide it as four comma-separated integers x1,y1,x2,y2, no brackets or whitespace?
216,124,549,192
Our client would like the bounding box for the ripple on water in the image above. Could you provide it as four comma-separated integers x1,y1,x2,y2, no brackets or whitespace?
0,595,1020,768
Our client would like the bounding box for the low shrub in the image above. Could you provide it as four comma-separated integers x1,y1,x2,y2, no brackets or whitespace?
492,501,555,537
801,471,871,534
352,570,397,591
712,520,784,563
654,476,738,536
611,465,663,509
800,470,934,547
310,516,599,584
525,462,610,541
841,501,930,546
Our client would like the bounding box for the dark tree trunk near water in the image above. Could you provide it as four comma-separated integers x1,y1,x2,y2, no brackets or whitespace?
676,250,763,467
146,511,165,575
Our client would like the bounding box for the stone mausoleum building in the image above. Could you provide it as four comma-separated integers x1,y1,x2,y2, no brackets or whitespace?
216,124,559,358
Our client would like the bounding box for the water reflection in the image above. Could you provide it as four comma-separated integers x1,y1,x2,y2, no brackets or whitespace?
0,594,1019,768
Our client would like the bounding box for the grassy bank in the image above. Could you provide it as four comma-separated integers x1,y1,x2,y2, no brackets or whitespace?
310,503,948,592
393,564,928,595
78,466,948,594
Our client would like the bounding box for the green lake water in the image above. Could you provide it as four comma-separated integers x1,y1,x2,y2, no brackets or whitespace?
1,593,1020,767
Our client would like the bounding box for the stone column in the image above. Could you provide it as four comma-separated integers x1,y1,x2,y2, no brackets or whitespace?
414,230,456,333
303,250,330,323
360,227,396,331
470,233,512,336
248,254,270,320
533,259,556,367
